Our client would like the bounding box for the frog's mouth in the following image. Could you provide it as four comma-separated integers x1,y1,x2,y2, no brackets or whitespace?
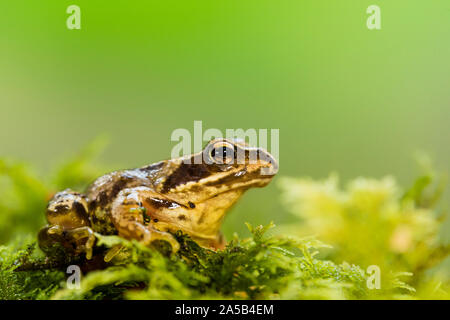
201,165,276,190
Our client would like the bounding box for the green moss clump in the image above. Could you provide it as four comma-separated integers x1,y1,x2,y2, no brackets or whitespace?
1,222,418,300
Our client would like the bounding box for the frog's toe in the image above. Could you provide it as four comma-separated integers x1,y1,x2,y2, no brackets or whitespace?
147,229,180,253
84,234,95,260
65,226,96,260
80,228,96,260
47,225,64,235
103,244,124,262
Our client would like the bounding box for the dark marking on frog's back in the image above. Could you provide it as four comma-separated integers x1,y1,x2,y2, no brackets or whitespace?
88,172,149,211
178,215,186,221
97,191,109,207
110,178,128,200
72,201,88,217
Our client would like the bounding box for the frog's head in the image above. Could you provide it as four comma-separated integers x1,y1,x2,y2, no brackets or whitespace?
159,138,278,204
144,138,278,246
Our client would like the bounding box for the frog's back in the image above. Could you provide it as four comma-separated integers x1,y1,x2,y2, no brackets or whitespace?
86,166,161,234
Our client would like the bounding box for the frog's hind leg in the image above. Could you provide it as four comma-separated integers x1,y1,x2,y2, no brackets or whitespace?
111,187,180,252
41,189,96,259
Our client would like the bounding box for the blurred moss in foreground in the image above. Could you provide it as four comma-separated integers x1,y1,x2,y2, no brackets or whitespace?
278,170,449,299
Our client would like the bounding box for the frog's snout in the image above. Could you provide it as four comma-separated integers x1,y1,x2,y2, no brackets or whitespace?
256,148,278,176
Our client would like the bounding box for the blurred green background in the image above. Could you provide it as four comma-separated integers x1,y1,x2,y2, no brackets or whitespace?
1,1,449,239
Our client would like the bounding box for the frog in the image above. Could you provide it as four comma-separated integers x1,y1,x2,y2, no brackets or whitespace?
38,138,278,260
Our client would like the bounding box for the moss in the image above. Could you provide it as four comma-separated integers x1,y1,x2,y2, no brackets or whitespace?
0,141,448,300
1,222,419,300
278,169,450,299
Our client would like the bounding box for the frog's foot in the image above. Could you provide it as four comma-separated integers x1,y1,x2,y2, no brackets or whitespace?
38,225,64,255
64,226,96,260
38,225,96,259
114,219,180,253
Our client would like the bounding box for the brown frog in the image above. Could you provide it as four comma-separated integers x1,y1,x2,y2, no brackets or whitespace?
38,138,277,260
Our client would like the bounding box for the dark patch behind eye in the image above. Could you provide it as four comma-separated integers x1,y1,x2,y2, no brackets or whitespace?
161,162,211,192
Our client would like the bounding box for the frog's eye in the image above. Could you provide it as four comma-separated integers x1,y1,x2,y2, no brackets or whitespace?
209,142,235,165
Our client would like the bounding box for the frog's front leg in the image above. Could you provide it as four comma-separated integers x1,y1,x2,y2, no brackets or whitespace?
111,187,180,252
39,189,96,259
